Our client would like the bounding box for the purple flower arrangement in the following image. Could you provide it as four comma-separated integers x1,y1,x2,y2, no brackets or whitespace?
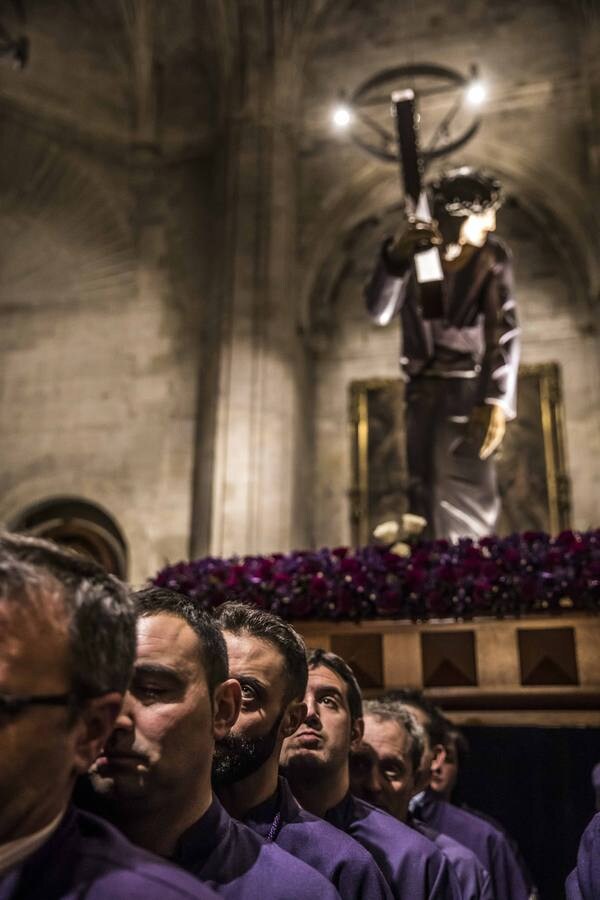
152,529,600,622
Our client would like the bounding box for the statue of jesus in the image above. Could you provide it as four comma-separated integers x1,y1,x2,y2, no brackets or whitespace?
365,167,520,541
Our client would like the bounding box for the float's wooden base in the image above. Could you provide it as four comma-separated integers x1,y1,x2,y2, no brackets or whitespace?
294,615,600,727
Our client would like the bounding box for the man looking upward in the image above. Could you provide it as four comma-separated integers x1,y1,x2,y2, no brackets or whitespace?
280,649,458,900
213,601,392,900
88,587,339,899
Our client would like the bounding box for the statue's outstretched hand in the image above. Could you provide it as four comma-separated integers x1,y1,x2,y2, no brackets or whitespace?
388,217,443,266
472,404,506,460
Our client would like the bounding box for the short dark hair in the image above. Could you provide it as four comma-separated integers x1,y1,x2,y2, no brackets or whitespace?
308,648,363,722
380,689,449,748
363,699,425,774
215,602,308,704
134,586,228,694
447,726,469,764
0,531,135,701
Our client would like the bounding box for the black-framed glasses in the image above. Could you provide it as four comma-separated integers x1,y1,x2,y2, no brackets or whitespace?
0,693,73,716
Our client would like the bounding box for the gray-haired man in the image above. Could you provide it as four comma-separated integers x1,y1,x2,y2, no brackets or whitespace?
353,701,492,900
0,532,216,900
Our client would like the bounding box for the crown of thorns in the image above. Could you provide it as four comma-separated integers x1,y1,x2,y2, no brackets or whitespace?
429,167,503,217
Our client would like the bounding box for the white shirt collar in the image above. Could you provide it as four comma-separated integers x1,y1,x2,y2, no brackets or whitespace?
0,809,65,877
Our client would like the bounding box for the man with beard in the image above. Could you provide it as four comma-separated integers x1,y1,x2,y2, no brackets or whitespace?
213,602,393,900
385,690,531,900
280,649,458,900
87,587,339,900
352,701,492,900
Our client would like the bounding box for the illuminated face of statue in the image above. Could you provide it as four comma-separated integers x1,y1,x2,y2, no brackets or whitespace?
459,207,497,247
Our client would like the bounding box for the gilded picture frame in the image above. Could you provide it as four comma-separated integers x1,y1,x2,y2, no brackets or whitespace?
349,362,571,544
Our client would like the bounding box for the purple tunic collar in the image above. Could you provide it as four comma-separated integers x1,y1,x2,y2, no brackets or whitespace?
175,797,231,869
173,795,340,899
324,792,456,900
414,789,530,900
411,816,493,900
0,805,216,900
242,779,393,900
240,778,293,842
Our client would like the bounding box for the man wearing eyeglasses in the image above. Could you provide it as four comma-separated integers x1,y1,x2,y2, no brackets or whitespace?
0,532,217,900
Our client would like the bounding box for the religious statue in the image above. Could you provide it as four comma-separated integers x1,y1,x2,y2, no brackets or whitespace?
364,167,520,541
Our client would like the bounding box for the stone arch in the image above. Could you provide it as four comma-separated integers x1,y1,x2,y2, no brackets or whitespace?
0,115,145,577
9,496,128,579
0,475,154,586
0,113,135,315
301,158,596,344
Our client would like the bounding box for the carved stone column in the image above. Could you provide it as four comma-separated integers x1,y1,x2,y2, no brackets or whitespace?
191,3,314,558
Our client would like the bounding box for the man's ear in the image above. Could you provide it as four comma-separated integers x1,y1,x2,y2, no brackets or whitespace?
73,692,123,774
213,678,242,740
281,699,307,739
350,716,365,752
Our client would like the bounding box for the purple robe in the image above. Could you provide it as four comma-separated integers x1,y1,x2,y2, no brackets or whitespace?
325,792,457,900
458,803,536,897
413,818,493,900
415,790,529,900
364,235,519,417
0,806,217,900
174,795,341,899
566,812,600,900
242,777,392,900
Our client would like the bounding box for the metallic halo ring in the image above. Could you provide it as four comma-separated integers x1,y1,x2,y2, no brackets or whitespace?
347,63,482,165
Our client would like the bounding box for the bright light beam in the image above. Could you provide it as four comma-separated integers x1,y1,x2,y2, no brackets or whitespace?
332,104,353,128
465,80,486,106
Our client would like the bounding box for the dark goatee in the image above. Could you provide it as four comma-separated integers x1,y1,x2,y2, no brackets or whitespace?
212,714,283,786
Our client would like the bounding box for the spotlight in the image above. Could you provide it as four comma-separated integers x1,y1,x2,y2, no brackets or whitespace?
332,104,353,129
465,80,486,106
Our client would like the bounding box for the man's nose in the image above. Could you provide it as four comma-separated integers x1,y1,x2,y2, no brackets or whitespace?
107,692,136,741
368,766,385,796
303,694,321,725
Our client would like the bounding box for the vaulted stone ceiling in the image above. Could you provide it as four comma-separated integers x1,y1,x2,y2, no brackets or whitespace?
0,1,339,155
0,0,225,156
298,0,600,330
2,1,596,185
2,0,598,362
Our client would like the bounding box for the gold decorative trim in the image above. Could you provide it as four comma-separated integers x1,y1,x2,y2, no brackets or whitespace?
349,364,571,542
518,362,571,532
349,378,403,546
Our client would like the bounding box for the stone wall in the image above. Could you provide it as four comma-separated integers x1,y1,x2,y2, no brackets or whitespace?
0,1,318,575
0,110,214,583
